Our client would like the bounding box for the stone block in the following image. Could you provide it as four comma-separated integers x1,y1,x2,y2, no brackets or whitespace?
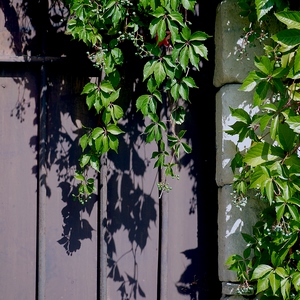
218,185,266,282
213,0,264,87
216,84,256,186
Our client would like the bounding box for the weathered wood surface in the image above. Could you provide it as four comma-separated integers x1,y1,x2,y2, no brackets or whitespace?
0,73,38,299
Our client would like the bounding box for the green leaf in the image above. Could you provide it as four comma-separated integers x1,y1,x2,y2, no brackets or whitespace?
181,26,191,41
287,45,300,79
270,114,279,140
81,82,97,94
179,46,189,71
151,6,165,18
171,82,180,100
255,0,275,21
112,105,124,120
259,114,272,132
243,246,251,259
74,171,85,181
251,264,273,280
106,124,124,135
181,0,195,11
188,45,199,70
239,71,264,92
182,76,197,88
102,135,109,153
79,133,89,151
172,43,183,61
91,127,104,139
153,90,162,102
253,80,270,107
254,56,273,75
169,11,184,26
154,61,166,86
230,107,251,124
171,106,185,124
269,271,281,294
292,272,300,291
272,66,288,79
102,108,111,125
94,135,102,152
287,204,300,222
225,254,244,265
143,60,157,81
281,277,291,300
181,142,192,154
170,0,180,11
241,232,256,244
100,81,115,93
286,116,300,133
265,179,274,203
276,267,288,278
179,82,189,100
86,91,96,110
80,154,90,168
272,29,300,48
190,31,211,41
109,88,121,103
276,203,285,222
277,122,296,152
149,97,157,114
287,197,300,207
275,11,300,30
147,77,157,93
136,94,151,115
243,142,284,167
249,166,270,189
90,155,100,172
108,133,119,152
257,276,270,293
156,19,167,44
100,91,111,107
111,47,123,64
191,42,208,59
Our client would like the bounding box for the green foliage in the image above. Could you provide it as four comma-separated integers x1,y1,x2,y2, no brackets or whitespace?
62,0,210,202
226,1,300,299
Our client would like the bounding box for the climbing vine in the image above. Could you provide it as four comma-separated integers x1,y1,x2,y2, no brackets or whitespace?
226,0,300,299
62,0,210,203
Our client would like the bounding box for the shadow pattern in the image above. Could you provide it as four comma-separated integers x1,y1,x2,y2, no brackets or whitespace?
1,0,97,255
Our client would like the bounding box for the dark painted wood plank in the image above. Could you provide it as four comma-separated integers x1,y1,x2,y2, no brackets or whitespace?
105,128,159,300
42,73,98,300
164,169,199,299
0,75,38,299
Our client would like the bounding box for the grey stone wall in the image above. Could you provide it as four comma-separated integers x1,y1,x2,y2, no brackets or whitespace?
214,0,265,298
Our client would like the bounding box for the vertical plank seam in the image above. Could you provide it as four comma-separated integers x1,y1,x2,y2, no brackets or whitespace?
99,154,108,300
37,64,47,300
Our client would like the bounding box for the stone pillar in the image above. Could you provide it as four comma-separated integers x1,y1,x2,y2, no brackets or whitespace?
214,0,264,298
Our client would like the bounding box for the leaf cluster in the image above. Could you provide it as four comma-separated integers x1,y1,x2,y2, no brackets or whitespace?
62,0,210,201
226,2,300,299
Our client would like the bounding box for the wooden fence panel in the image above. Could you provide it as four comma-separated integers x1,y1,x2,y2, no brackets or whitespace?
0,73,38,299
0,1,220,299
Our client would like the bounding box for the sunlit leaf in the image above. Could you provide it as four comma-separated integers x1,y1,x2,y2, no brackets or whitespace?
251,264,273,280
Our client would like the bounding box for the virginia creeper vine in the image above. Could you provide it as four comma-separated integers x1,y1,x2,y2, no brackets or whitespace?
63,0,210,203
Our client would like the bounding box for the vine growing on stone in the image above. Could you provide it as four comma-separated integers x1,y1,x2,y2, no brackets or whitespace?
226,0,300,299
62,0,210,203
